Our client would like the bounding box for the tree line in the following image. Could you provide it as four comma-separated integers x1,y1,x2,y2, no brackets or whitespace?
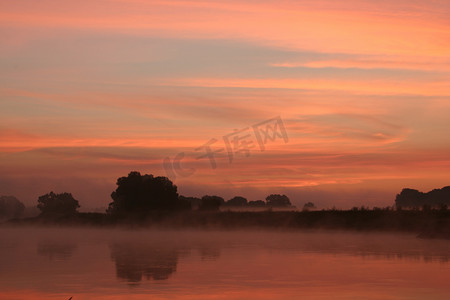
107,171,294,216
1,171,294,218
2,171,449,220
395,186,450,209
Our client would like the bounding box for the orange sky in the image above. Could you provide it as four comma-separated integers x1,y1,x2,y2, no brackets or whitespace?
0,0,449,209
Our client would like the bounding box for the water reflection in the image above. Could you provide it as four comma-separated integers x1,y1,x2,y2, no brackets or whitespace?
103,231,450,285
37,240,77,261
199,245,221,261
286,233,450,264
0,228,449,300
109,242,179,284
109,242,224,284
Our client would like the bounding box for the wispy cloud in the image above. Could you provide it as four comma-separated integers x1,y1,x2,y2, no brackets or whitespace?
1,0,449,207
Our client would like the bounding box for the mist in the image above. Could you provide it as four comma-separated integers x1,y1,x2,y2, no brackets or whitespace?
1,226,449,299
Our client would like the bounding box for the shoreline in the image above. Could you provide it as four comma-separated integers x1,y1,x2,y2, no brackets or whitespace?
3,209,450,239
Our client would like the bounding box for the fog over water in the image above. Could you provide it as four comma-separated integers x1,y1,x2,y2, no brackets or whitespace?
0,227,449,299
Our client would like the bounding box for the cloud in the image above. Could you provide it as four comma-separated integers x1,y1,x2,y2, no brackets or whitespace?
270,56,450,72
1,0,449,208
1,0,449,56
146,76,450,97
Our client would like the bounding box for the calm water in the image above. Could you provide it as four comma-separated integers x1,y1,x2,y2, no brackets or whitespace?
0,227,449,300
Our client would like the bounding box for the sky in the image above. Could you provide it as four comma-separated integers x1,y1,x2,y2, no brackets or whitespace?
1,0,449,209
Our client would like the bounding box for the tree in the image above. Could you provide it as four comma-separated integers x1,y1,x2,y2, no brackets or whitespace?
395,188,424,208
107,171,183,215
302,202,316,211
0,196,25,219
179,196,200,210
265,194,291,207
199,195,224,211
394,186,450,208
225,196,248,207
248,200,266,207
37,192,80,215
427,186,450,206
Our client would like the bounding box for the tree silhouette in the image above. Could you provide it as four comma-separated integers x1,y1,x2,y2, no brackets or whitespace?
395,188,423,208
248,200,266,207
179,195,201,210
225,196,248,207
303,202,316,211
37,192,80,216
199,195,224,211
395,186,450,208
265,194,291,207
427,186,450,206
107,171,185,215
37,240,77,260
0,196,25,219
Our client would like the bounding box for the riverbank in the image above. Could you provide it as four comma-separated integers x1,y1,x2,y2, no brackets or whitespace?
4,209,450,239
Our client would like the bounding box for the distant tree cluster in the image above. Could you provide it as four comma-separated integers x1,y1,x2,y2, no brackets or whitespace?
302,202,316,211
107,171,190,216
6,170,450,233
181,193,293,211
199,195,225,211
0,196,25,219
395,186,450,208
266,194,291,207
225,196,247,207
248,200,265,207
5,172,296,220
178,196,201,209
37,192,80,216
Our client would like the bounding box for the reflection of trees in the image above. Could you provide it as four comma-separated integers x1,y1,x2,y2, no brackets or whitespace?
109,243,179,284
268,233,450,263
37,240,77,260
